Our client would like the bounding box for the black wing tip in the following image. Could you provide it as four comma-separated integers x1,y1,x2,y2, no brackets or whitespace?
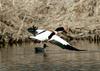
50,40,86,51
65,45,86,51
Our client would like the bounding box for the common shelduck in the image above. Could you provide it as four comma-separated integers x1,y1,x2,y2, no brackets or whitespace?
27,26,85,51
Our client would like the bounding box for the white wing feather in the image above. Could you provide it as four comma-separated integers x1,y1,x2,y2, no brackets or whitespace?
29,30,51,41
36,29,45,34
50,35,70,45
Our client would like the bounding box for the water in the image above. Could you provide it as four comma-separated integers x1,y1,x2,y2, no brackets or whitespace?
0,40,100,71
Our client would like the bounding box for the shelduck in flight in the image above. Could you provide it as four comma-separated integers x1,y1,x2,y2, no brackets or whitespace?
27,25,85,51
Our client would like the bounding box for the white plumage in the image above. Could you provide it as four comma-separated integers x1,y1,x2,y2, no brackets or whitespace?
30,30,51,41
28,27,85,51
29,30,69,45
50,35,70,45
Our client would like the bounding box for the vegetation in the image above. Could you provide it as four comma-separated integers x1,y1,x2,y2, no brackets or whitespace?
0,0,100,45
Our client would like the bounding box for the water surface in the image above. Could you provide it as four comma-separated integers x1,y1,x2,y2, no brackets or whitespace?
0,40,100,71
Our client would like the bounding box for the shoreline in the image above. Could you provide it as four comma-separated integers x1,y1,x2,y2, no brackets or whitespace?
0,34,100,47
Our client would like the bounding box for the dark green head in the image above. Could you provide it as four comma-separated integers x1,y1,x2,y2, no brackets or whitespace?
27,25,38,36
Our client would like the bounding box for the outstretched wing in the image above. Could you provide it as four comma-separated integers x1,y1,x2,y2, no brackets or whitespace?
50,35,85,51
29,30,52,41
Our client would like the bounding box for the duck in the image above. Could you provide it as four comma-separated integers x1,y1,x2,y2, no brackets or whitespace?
34,44,48,53
27,25,85,51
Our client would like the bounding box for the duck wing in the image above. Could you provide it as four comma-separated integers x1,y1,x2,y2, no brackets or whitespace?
50,35,85,51
29,30,52,41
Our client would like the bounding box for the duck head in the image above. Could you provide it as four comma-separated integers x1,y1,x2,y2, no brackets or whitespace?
27,25,38,36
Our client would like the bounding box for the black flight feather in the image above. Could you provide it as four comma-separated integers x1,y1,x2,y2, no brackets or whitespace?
50,40,85,51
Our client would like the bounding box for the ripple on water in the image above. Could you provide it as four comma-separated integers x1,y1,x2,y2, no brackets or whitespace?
0,41,100,71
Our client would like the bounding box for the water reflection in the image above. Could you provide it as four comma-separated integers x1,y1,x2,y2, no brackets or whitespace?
0,40,100,71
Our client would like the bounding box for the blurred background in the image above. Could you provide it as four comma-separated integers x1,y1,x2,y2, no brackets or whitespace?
0,0,100,44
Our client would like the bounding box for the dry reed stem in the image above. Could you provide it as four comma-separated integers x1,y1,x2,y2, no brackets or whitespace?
17,13,26,36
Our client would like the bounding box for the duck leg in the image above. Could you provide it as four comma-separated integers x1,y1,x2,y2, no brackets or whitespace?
40,41,43,47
